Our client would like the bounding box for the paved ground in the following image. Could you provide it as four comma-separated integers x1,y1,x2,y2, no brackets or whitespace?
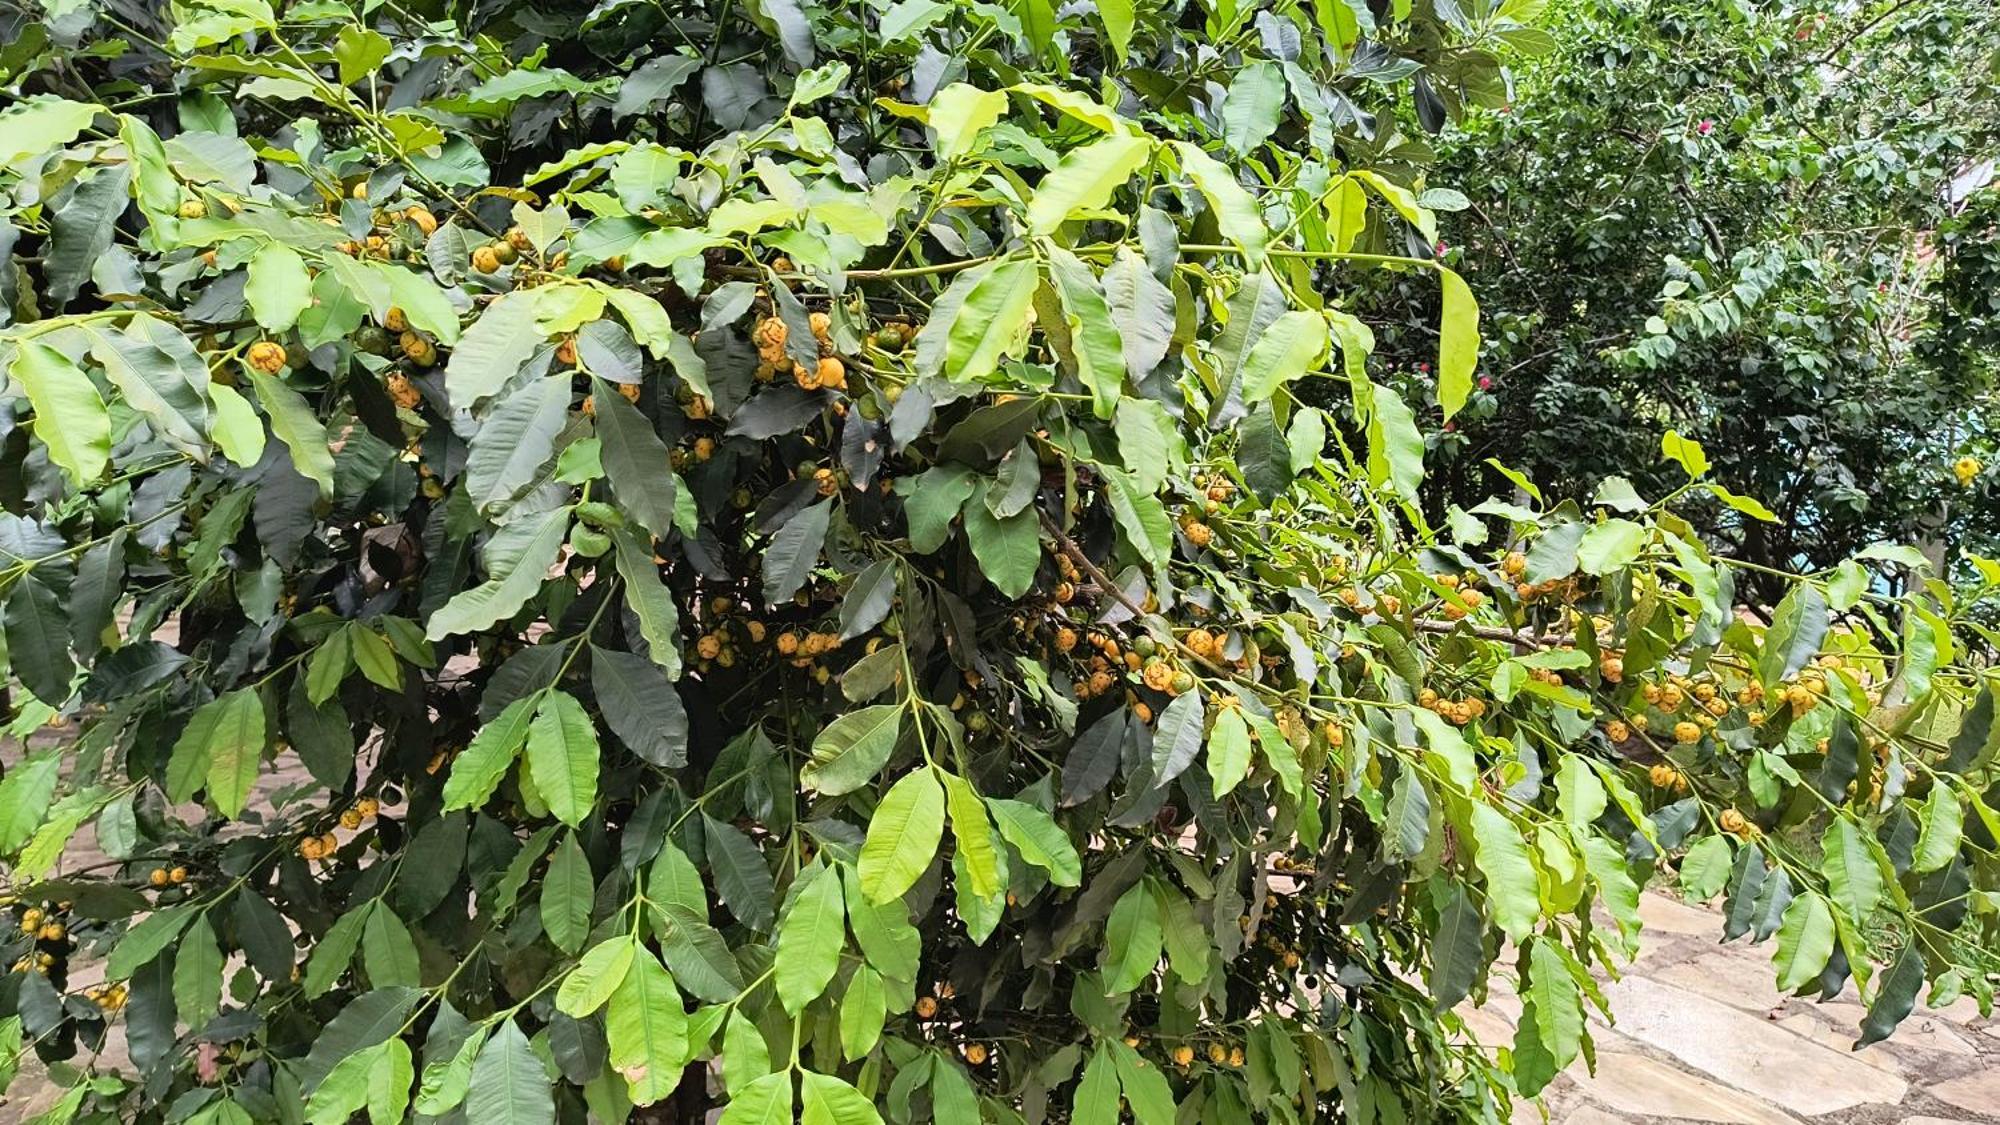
1462,894,2000,1124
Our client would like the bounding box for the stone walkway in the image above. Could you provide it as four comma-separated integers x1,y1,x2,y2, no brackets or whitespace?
1462,894,2000,1124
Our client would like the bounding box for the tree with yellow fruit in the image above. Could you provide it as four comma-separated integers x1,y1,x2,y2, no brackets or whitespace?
0,2,1997,1123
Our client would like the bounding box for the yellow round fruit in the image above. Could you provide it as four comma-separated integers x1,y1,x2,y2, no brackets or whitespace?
246,340,288,374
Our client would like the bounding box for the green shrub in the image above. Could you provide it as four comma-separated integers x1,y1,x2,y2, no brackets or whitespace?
0,1,1993,1123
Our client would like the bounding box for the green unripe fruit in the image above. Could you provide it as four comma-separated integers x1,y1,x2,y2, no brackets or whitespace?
569,524,611,557
576,501,625,530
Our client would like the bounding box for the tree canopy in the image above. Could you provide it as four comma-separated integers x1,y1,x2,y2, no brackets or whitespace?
0,1,1995,1123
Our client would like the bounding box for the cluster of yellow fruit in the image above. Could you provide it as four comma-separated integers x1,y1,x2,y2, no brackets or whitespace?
145,864,190,888
17,905,65,943
753,313,847,391
384,370,424,410
470,227,532,275
1201,1042,1248,1068
1179,512,1214,548
331,203,438,261
298,798,380,861
1648,763,1690,793
84,982,129,1011
1336,586,1402,618
1416,688,1490,726
1717,807,1762,840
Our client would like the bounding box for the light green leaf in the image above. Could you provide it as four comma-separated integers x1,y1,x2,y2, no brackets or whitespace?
859,769,945,903
247,242,312,332
606,950,688,1104
1220,62,1285,155
1912,785,1963,875
425,505,571,640
1102,882,1162,993
1821,818,1883,922
526,690,600,828
1437,267,1479,419
539,833,593,953
988,803,1083,895
248,369,335,498
803,704,903,796
556,937,636,1018
1208,706,1253,798
944,257,1038,384
800,1070,884,1125
465,1021,553,1125
10,342,109,485
926,84,1007,161
1237,310,1329,403
775,866,846,1014
1467,803,1539,943
1025,135,1152,235
1170,141,1268,264
1773,891,1835,992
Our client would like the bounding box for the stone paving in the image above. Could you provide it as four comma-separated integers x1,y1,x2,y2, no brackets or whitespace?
1464,894,2000,1124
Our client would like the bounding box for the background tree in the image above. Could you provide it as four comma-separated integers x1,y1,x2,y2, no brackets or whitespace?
1346,0,2000,594
0,2,1995,1124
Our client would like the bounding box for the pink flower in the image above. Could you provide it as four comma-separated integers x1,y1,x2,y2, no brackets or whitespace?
1417,362,1432,375
1435,240,1448,255
1697,120,1715,135
1478,376,1493,391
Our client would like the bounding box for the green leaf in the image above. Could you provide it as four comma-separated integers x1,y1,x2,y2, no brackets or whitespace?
591,377,679,537
1102,882,1163,993
719,1071,794,1125
776,865,846,1014
108,905,197,979
803,704,903,796
164,688,265,815
1773,892,1835,992
1429,885,1486,1011
465,1021,554,1125
611,527,683,678
1046,246,1128,418
4,575,72,705
903,464,977,553
1364,381,1424,502
556,937,636,1018
445,291,548,408
1467,803,1540,943
1026,135,1152,235
80,316,210,455
1527,939,1583,1070
1208,706,1253,798
800,1070,884,1125
247,242,312,332
986,798,1082,886
360,903,421,989
1679,834,1734,901
1104,468,1172,570
704,815,777,931
526,691,600,828
0,96,101,167
304,906,370,999
763,499,831,606
540,833,593,954
1821,818,1883,922
944,257,1038,385
1436,267,1479,420
466,375,569,510
1221,61,1285,155
443,695,537,811
590,646,688,768
10,341,109,485
606,949,688,1104
1554,756,1606,826
722,1008,773,1093
1170,141,1268,263
962,492,1039,598
248,369,336,498
426,505,571,640
1661,429,1709,478
173,916,225,1033
941,772,1002,897
1237,310,1329,404
1576,519,1649,575
1075,1045,1119,1125
1760,584,1830,686
1857,946,1925,1048
839,966,887,1061
926,83,1007,161
859,769,945,903
1911,785,1963,875
1110,1040,1176,1124
209,382,267,467
0,750,60,853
